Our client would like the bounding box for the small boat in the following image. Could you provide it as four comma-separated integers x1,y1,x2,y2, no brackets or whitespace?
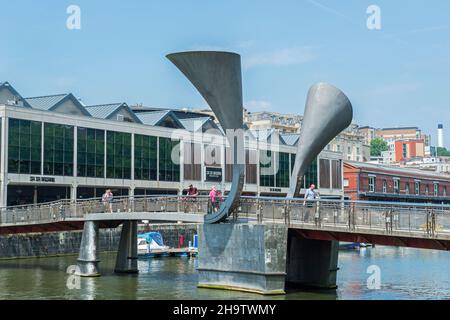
339,242,373,250
138,232,170,257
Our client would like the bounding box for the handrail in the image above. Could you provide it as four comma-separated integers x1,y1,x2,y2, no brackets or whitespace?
2,194,450,211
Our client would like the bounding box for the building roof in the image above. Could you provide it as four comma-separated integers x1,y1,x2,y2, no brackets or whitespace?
380,126,419,131
345,160,450,181
0,82,32,108
136,110,184,128
25,94,70,110
86,103,142,123
280,133,300,146
178,117,215,132
25,93,91,116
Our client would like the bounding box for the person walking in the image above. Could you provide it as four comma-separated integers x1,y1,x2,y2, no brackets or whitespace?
209,186,218,213
186,184,199,212
102,189,113,213
303,184,317,223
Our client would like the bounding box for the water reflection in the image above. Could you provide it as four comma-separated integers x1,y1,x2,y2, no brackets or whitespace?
0,246,448,300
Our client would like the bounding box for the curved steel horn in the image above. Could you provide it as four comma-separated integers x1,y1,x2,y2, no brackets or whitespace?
288,83,353,198
167,51,245,224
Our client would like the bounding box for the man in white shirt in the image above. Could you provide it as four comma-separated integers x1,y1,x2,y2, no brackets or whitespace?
303,184,317,222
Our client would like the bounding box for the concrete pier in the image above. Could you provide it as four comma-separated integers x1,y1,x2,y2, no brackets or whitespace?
114,221,138,274
197,223,340,294
286,229,339,289
77,221,100,277
197,223,288,295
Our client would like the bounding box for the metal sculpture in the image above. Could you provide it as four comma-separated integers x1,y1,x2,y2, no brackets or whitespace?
167,51,245,224
288,83,353,198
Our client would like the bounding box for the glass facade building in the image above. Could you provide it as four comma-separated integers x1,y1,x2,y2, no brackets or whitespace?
8,118,41,174
1,102,343,206
44,123,74,176
134,134,157,181
158,137,180,182
106,131,132,179
77,127,105,178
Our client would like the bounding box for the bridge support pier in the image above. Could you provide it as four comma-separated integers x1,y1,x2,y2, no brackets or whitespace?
197,224,340,294
77,221,100,277
197,223,288,295
286,229,339,289
114,221,138,274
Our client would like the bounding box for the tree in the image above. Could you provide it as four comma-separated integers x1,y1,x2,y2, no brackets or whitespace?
437,147,450,157
370,138,389,157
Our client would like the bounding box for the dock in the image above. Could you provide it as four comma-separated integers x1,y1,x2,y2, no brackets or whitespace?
138,247,198,258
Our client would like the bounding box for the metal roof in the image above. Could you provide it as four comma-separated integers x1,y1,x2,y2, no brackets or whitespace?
85,103,125,118
25,94,69,110
0,82,32,108
280,133,300,146
136,111,172,126
178,117,217,132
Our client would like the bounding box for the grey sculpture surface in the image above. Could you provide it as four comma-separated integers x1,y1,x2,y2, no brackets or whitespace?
167,51,245,224
288,83,353,198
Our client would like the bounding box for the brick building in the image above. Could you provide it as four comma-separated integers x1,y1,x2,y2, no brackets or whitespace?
344,161,450,204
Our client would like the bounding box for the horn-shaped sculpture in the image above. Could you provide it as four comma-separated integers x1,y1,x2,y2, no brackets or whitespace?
288,83,353,198
167,51,245,224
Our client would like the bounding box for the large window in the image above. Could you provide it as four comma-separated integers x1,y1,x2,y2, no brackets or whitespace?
77,127,104,178
302,158,318,189
434,183,439,197
8,118,41,174
44,123,74,176
159,137,180,182
134,134,157,181
259,150,275,187
106,131,131,179
291,154,318,189
369,176,376,192
331,160,342,189
276,152,290,188
245,149,257,184
393,178,400,194
415,181,420,195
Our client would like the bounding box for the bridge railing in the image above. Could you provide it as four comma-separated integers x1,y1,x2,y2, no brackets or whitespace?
0,195,216,226
1,195,450,240
236,197,450,238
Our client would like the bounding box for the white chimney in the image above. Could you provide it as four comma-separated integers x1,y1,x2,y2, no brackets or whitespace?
437,124,444,148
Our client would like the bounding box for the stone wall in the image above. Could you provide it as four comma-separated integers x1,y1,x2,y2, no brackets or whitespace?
0,223,199,259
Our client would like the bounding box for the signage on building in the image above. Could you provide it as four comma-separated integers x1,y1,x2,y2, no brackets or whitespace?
270,188,282,192
30,176,56,183
205,167,222,182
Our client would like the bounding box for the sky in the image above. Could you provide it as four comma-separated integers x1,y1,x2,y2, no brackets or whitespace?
1,0,449,147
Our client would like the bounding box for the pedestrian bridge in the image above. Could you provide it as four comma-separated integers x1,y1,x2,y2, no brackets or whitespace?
0,195,449,250
1,195,449,294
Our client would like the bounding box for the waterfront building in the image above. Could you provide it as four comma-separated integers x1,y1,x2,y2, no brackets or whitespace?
344,161,450,203
0,82,344,207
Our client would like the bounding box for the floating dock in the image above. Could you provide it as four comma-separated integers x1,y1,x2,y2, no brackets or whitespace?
138,247,198,258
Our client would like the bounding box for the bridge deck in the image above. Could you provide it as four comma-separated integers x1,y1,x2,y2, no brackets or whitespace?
1,195,449,250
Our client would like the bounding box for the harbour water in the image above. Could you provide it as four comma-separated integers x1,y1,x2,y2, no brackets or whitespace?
0,246,449,300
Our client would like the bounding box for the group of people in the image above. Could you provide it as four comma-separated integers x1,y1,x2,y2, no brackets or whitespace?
184,184,223,213
100,183,318,217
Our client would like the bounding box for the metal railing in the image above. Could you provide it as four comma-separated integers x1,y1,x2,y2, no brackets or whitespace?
236,197,450,239
1,195,449,240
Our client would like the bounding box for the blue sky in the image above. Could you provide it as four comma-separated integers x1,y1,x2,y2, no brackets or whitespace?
1,0,450,146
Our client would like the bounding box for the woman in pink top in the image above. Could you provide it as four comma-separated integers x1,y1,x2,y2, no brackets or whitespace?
209,186,217,212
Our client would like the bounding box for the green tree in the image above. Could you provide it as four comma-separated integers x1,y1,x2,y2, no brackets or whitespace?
437,147,450,157
370,138,389,157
